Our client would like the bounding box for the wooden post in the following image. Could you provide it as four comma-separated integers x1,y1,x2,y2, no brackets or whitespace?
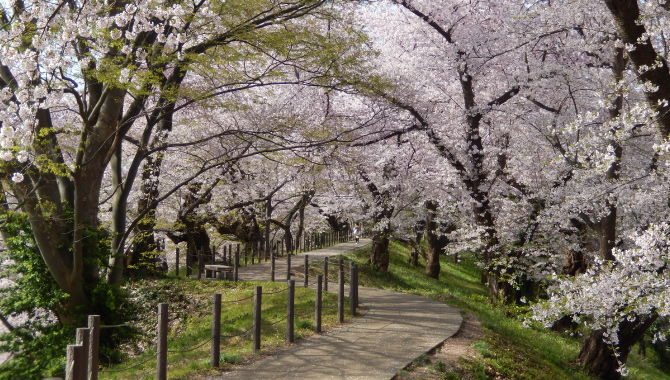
186,246,192,277
175,248,180,277
349,262,356,316
157,303,168,380
304,255,309,288
198,248,204,280
234,248,239,282
271,251,276,282
324,257,328,292
338,266,344,323
76,328,89,380
315,275,322,333
88,315,100,380
253,286,262,352
353,264,359,310
66,344,85,380
211,294,221,367
286,253,291,281
287,280,295,343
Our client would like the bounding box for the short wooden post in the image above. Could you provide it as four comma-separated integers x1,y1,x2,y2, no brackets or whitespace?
338,266,344,323
157,303,168,380
197,248,204,280
76,328,89,380
186,247,192,277
234,248,239,282
287,280,295,343
253,286,262,352
315,275,322,333
88,315,100,380
286,253,291,281
271,251,276,282
353,264,359,310
211,294,221,367
66,344,85,380
324,257,328,292
304,255,309,288
349,262,356,316
175,248,180,277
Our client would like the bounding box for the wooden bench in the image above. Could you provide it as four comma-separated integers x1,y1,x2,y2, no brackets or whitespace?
204,264,234,280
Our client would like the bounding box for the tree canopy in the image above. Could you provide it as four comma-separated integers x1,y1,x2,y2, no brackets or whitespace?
2,0,670,379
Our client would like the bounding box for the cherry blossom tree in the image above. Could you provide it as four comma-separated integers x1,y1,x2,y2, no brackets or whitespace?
0,0,364,319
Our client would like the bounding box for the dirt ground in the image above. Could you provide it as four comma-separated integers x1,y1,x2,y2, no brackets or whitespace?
393,314,485,380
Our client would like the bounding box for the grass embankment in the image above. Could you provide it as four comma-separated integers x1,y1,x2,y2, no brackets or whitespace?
99,277,342,380
333,241,668,380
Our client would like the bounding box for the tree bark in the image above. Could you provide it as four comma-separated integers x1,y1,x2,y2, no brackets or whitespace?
578,315,658,379
603,0,670,139
424,200,453,279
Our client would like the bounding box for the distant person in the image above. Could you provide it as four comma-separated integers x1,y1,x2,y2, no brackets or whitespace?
353,224,360,244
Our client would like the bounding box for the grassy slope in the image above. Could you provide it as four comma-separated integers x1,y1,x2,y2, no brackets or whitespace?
337,240,668,380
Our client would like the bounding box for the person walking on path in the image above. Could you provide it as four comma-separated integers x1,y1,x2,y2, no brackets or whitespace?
353,224,360,244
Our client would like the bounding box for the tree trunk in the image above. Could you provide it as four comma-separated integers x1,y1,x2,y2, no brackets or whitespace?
369,232,391,271
578,314,657,379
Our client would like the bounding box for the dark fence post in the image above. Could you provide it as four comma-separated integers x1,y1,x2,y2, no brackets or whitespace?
211,294,221,367
234,248,239,282
286,253,291,281
76,328,89,380
197,248,204,280
175,248,180,277
287,280,295,343
315,274,322,333
323,257,328,292
88,315,100,380
338,266,344,323
271,251,276,282
157,303,168,380
304,255,309,288
349,262,356,316
186,247,192,277
353,264,359,310
253,286,262,352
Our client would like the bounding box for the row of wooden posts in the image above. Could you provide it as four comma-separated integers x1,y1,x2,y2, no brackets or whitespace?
62,258,359,380
178,230,353,280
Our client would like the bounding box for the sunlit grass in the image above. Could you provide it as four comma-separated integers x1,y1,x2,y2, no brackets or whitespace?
334,240,667,380
99,278,343,379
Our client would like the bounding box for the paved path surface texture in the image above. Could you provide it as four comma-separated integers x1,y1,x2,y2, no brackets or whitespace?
213,240,463,380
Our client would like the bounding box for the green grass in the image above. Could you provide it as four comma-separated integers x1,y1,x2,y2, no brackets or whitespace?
98,277,344,379
335,240,669,380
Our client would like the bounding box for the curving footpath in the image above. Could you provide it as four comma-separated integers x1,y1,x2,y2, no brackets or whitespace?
213,239,462,380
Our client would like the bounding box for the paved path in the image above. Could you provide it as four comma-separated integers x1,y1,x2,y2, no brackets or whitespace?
213,240,462,380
